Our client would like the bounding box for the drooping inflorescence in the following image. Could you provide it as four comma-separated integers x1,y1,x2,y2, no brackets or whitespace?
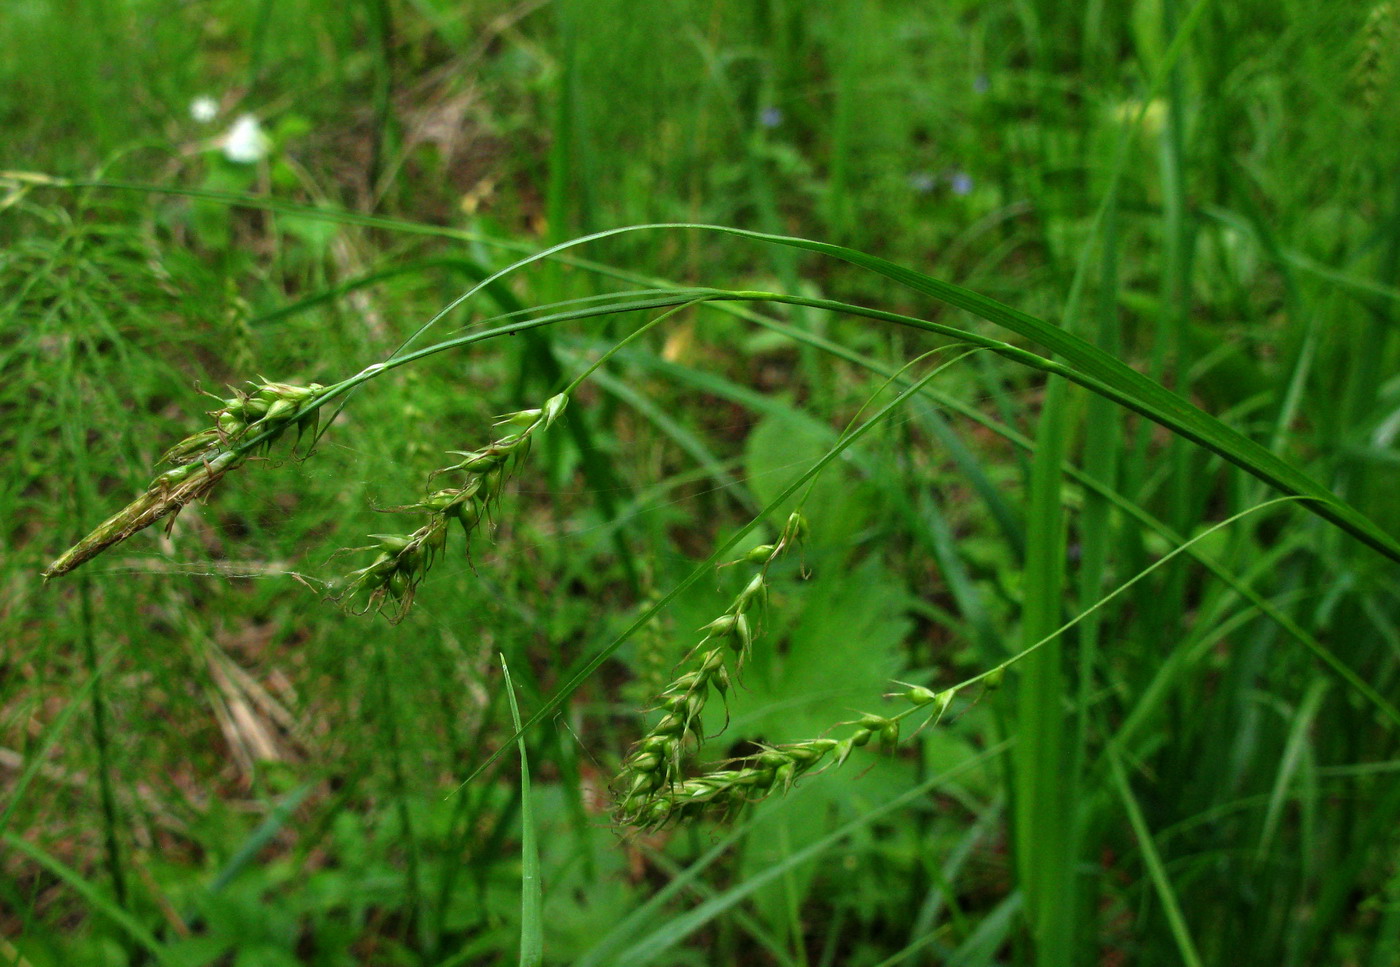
43,380,326,579
612,510,808,828
619,678,957,832
334,393,567,620
612,509,971,832
624,720,896,830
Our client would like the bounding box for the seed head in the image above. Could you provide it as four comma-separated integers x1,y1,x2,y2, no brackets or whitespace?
612,515,812,829
45,378,325,579
900,685,939,705
783,511,810,544
497,408,542,428
730,543,776,566
336,391,564,619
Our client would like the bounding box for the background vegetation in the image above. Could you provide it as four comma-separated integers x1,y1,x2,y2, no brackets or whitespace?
4,1,1400,964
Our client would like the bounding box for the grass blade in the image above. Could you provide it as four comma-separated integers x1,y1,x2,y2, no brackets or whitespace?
2,833,172,965
613,743,1010,967
1013,373,1074,960
1107,746,1204,967
502,656,543,967
25,174,1400,559
206,782,314,895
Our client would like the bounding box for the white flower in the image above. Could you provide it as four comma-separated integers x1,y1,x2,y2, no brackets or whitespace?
221,114,271,164
189,96,219,124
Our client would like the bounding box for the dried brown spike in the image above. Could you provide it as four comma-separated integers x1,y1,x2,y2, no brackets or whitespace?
42,454,236,580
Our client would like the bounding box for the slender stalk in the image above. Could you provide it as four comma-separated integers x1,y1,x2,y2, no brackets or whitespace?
374,642,425,956
949,497,1310,695
79,573,128,913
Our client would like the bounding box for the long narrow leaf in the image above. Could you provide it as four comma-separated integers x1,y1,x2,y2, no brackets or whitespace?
501,658,543,967
614,743,1010,967
2,833,172,965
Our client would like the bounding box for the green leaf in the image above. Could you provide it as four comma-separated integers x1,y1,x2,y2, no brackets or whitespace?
742,409,872,551
706,559,912,932
721,558,909,744
502,657,543,967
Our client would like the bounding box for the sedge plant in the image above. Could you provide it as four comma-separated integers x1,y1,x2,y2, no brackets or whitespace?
32,218,1400,965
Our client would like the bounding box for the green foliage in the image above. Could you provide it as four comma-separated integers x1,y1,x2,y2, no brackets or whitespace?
6,1,1400,966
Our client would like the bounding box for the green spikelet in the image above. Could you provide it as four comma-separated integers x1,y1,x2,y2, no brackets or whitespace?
334,394,568,621
624,588,673,711
223,278,256,377
43,379,326,579
612,514,811,829
1356,1,1399,110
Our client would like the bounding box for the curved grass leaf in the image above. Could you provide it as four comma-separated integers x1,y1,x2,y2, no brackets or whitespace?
25,175,1398,561
443,221,1400,564
2,833,173,965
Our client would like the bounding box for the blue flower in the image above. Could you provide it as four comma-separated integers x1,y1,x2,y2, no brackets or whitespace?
759,106,783,129
948,171,973,196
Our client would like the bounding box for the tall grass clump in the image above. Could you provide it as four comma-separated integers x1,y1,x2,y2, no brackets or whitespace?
7,2,1400,966
27,211,1400,963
